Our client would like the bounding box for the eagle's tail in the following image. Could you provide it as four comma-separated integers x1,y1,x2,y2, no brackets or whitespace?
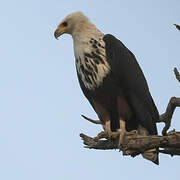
138,125,159,165
142,148,159,165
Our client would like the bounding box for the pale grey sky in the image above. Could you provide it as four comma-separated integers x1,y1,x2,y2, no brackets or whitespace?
0,0,180,179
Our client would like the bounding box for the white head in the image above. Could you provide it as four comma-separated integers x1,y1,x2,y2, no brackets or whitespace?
54,12,101,40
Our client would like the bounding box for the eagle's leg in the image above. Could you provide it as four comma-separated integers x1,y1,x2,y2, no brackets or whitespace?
100,121,119,139
118,119,126,149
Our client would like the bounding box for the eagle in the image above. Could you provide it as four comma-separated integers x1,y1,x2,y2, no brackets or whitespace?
54,12,159,164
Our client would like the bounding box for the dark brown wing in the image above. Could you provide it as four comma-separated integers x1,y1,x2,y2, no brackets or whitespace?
103,34,159,135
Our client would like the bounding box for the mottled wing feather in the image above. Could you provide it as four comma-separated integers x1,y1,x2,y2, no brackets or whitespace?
103,34,159,135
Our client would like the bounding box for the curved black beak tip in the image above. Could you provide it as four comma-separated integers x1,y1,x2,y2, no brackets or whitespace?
54,30,59,40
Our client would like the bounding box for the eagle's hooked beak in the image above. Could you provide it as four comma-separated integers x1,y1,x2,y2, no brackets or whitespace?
54,29,61,40
54,25,67,40
54,28,64,40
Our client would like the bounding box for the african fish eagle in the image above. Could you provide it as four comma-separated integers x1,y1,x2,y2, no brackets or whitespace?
54,12,159,164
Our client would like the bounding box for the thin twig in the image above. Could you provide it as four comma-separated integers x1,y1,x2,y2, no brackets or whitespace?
174,67,180,83
81,115,102,124
174,24,180,31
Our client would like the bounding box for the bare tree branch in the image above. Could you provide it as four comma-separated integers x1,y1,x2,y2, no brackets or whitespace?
81,115,102,124
174,24,180,31
159,148,180,156
80,130,180,157
174,67,180,83
155,68,180,134
158,97,180,135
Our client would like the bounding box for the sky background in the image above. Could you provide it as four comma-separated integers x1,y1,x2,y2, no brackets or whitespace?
0,0,180,179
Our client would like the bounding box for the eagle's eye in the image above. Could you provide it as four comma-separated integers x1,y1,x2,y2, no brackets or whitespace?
62,22,68,27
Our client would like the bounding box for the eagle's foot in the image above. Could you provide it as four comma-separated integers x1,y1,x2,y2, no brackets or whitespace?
126,130,138,137
108,131,120,139
93,131,120,142
93,131,109,141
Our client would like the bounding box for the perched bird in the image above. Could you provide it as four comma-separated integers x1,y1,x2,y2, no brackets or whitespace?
54,12,159,164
